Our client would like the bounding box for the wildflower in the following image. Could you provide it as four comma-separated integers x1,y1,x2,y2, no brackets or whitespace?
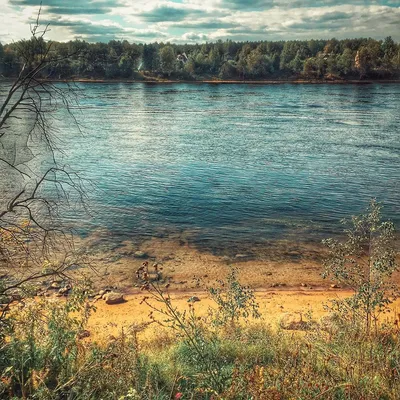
175,393,183,399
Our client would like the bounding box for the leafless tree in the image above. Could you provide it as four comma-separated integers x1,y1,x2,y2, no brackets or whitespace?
0,12,88,304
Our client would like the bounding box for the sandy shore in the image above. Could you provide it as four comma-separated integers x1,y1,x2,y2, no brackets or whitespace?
75,236,331,292
69,236,400,341
87,288,400,342
87,290,341,339
76,235,400,290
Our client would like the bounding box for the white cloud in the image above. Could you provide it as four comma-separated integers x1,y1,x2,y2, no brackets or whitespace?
182,31,209,41
1,0,399,43
0,2,35,42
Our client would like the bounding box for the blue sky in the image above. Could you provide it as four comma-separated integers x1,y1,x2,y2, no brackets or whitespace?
0,0,399,44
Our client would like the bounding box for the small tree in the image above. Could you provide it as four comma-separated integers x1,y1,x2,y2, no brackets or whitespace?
322,199,398,334
159,45,175,77
208,266,261,327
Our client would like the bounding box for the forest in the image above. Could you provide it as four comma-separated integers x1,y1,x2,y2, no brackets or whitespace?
1,36,400,81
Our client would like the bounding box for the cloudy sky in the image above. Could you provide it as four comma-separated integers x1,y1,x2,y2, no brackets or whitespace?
0,0,399,44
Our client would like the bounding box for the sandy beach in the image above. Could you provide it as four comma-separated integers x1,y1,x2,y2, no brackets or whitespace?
71,236,400,341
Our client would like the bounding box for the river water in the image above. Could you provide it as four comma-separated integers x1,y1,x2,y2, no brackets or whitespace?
3,82,400,256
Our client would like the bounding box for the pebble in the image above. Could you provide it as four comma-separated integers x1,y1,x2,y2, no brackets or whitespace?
134,251,148,259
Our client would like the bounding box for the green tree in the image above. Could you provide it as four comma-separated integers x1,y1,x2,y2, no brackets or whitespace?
108,39,123,57
118,54,134,78
337,48,354,75
382,36,396,71
366,39,383,69
159,45,175,76
326,55,340,75
219,60,237,79
303,57,317,79
393,47,400,71
322,200,398,334
323,38,340,55
184,57,196,75
208,46,221,74
223,39,237,59
382,36,396,60
237,44,252,79
105,47,119,78
280,41,297,71
194,51,208,74
247,49,273,77
142,44,155,71
288,51,303,74
1,35,399,81
355,46,370,77
307,39,325,56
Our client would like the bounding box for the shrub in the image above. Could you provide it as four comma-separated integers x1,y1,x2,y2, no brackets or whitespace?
322,199,398,334
0,286,92,398
207,266,261,328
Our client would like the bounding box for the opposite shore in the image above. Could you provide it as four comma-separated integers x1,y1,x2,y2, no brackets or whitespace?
42,77,400,84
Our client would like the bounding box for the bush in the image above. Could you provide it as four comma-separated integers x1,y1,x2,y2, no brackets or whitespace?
207,266,261,328
322,199,398,334
0,286,92,398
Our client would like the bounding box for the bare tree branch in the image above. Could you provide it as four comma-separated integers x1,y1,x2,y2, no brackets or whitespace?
0,11,90,304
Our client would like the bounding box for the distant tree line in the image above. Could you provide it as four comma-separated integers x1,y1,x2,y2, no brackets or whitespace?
1,36,399,81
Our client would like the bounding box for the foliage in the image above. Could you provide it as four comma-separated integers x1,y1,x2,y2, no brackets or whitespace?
323,199,398,333
1,36,400,81
0,285,92,398
142,267,262,393
142,283,226,392
159,45,176,76
68,326,166,399
0,286,171,399
207,266,261,327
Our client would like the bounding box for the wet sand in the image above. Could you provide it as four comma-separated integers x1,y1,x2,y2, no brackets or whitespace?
76,234,400,290
75,235,331,292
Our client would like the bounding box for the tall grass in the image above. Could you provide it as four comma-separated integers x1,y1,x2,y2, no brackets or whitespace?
1,288,400,399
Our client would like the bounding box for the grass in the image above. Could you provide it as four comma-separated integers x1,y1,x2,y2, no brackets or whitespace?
1,286,400,399
1,199,398,399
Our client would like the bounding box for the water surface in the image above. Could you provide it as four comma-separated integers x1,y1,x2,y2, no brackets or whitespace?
4,82,400,255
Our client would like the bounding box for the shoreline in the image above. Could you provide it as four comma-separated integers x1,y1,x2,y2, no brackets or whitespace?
32,78,400,85
67,235,400,294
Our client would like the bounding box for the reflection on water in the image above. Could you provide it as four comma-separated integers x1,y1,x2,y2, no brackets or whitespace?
2,82,400,255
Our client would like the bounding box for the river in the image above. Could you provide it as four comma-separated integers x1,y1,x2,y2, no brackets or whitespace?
3,82,400,256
